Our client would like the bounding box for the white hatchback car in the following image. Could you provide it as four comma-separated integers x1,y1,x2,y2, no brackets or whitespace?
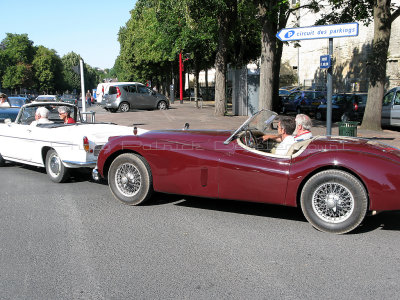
0,102,147,182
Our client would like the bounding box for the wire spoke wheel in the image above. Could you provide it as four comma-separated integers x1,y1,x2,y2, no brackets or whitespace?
108,153,153,205
301,170,368,234
115,163,141,197
312,183,354,223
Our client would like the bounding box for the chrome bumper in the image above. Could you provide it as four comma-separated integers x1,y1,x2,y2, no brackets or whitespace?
92,168,100,181
63,160,97,168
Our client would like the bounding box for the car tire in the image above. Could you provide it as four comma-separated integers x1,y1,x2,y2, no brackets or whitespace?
0,153,5,166
315,110,324,120
108,153,153,205
300,170,368,234
45,149,70,183
157,100,168,110
119,102,130,112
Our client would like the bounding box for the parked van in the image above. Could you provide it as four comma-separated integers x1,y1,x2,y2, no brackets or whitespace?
95,82,136,104
101,82,169,112
382,87,400,127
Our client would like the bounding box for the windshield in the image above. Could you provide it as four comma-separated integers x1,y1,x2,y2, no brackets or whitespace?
224,110,277,144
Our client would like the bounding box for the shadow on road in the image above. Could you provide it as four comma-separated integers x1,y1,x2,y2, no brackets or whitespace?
175,196,306,223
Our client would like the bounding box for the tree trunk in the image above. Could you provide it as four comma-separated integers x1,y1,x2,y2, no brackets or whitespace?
361,0,391,130
214,31,228,116
258,16,277,112
214,0,236,116
273,40,283,112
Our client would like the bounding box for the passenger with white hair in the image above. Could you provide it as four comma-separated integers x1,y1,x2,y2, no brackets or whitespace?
294,114,313,141
30,107,54,126
58,106,76,124
262,113,313,142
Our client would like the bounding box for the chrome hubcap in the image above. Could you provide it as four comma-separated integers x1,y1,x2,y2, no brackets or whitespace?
312,183,354,223
49,154,61,176
115,163,141,197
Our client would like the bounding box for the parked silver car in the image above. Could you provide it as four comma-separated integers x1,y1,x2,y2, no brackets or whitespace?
101,83,169,112
382,87,400,127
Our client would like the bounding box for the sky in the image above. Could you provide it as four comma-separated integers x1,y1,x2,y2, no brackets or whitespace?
1,0,137,69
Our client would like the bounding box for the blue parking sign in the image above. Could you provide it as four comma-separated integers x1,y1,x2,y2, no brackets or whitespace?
320,55,331,69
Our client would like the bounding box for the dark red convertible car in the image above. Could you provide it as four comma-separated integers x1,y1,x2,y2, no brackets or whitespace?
93,110,400,234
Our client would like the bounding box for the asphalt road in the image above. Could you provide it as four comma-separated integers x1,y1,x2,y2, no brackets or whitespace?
1,163,400,299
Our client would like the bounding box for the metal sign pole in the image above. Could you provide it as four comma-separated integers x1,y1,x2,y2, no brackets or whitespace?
326,38,333,135
80,59,86,115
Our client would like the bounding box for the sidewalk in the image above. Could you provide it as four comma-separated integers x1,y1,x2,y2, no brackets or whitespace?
92,101,400,148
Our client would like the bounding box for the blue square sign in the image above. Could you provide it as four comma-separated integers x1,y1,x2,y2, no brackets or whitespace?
320,55,331,69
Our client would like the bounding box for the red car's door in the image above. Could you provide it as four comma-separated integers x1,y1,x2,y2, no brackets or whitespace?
218,144,291,205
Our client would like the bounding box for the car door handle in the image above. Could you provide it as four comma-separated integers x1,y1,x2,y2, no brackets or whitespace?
27,129,32,133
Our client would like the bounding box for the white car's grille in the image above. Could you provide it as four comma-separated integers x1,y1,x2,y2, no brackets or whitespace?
94,144,104,156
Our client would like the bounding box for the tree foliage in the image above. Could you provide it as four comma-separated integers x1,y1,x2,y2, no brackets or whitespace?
0,33,104,94
32,46,63,92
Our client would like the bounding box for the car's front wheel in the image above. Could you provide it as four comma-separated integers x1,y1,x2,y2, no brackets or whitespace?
108,153,153,205
300,170,368,234
45,149,70,183
157,100,168,110
119,102,130,112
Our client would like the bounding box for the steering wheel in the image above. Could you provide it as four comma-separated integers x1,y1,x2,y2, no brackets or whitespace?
244,130,258,149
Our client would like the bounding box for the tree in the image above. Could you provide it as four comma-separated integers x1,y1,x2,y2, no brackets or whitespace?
32,46,63,93
1,33,35,65
2,63,34,92
319,0,400,130
255,0,321,112
61,52,82,92
213,0,237,116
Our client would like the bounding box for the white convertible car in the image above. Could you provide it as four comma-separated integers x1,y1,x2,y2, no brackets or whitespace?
0,102,147,182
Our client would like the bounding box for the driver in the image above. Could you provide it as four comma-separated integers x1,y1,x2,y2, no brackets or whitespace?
30,107,54,126
272,116,296,155
262,113,312,142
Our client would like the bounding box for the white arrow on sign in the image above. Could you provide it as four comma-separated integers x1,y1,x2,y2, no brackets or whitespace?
276,23,359,41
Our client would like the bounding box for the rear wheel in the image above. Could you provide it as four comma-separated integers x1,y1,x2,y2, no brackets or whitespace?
300,170,368,234
108,153,153,205
45,149,70,183
119,102,130,112
157,100,167,110
0,153,5,166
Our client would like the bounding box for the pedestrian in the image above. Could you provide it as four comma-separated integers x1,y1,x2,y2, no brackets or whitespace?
86,90,91,107
0,93,10,107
